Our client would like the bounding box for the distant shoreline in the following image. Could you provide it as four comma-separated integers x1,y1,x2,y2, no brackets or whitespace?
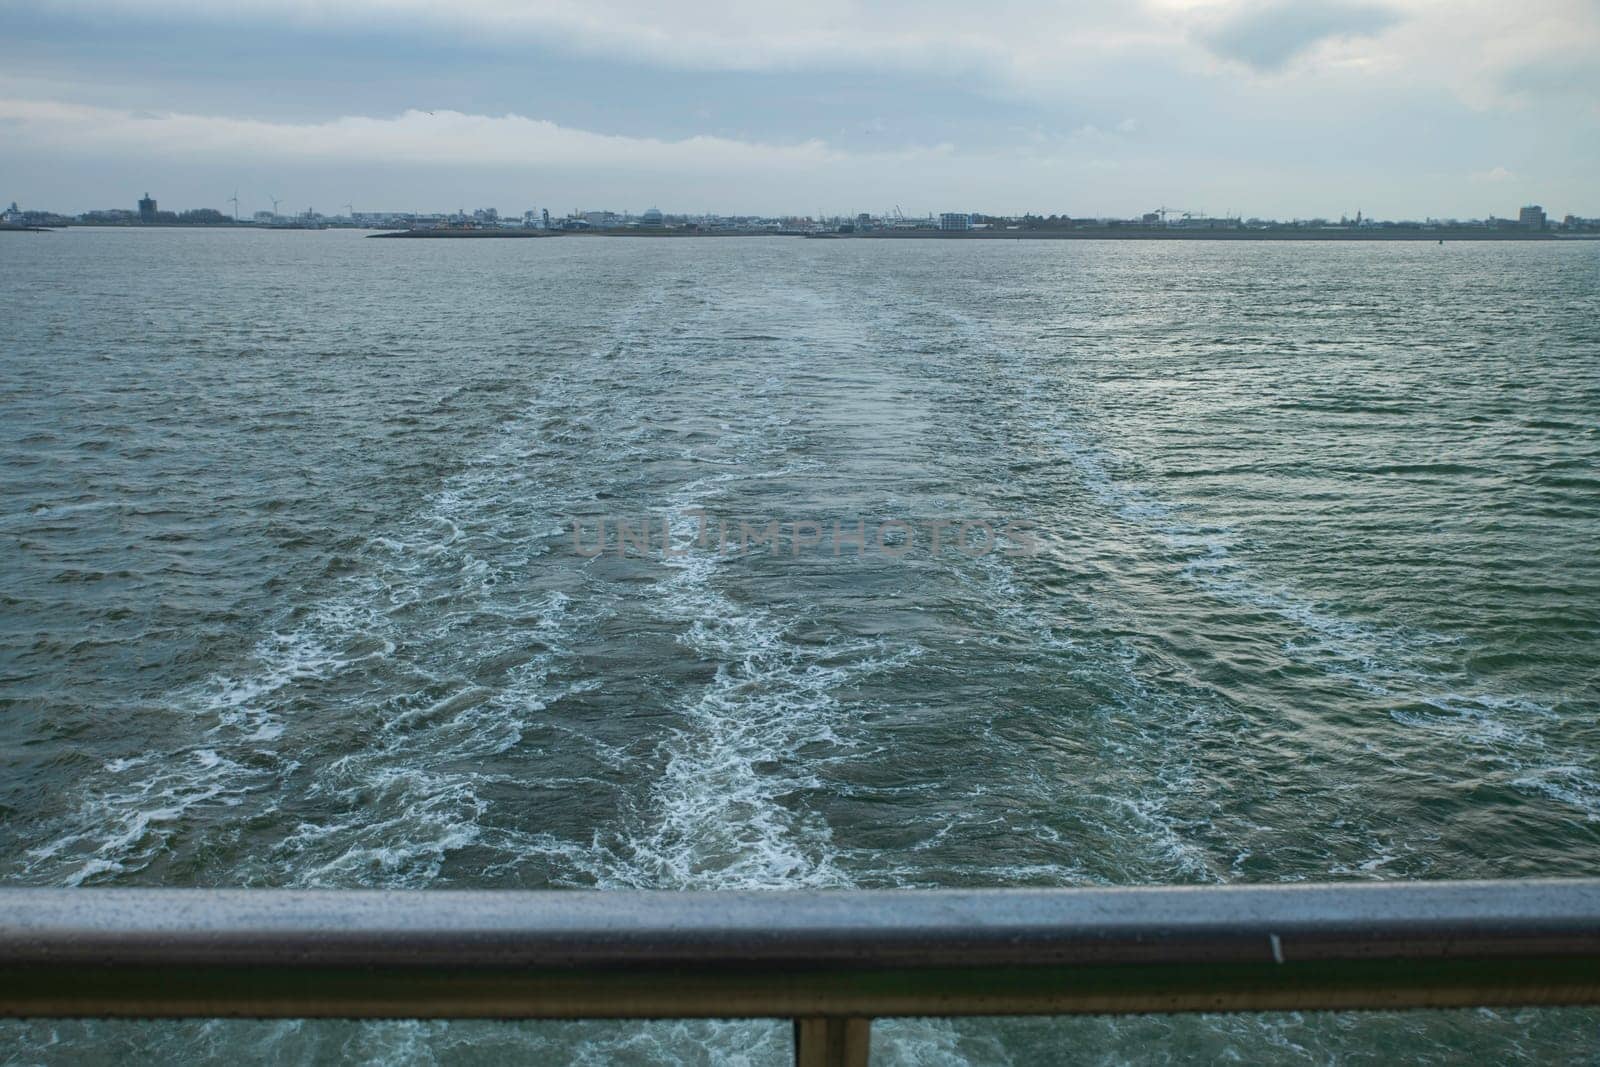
387,227,1590,242
367,228,559,238
822,229,1585,242
11,223,1595,242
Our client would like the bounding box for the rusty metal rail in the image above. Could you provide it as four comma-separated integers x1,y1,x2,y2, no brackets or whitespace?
2,880,1598,1065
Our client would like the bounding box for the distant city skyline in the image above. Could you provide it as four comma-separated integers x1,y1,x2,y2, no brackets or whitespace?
8,194,1594,229
2,1,1596,218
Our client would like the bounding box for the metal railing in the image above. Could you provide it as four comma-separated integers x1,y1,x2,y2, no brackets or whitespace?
3,880,1598,1065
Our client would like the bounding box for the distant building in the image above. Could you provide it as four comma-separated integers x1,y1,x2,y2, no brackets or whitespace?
939,212,971,231
1518,205,1546,229
138,193,157,224
1171,215,1241,230
640,207,665,227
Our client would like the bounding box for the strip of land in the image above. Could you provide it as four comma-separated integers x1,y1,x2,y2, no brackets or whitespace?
820,229,1576,242
367,228,560,238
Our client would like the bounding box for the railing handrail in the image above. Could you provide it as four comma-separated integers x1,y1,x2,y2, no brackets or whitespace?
3,879,1600,969
4,880,1599,1064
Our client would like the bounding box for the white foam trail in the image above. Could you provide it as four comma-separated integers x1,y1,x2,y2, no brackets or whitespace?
610,513,914,889
22,290,675,888
529,283,960,1060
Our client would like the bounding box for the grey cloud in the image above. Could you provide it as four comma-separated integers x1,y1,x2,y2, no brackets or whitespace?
1196,1,1401,72
1499,55,1600,101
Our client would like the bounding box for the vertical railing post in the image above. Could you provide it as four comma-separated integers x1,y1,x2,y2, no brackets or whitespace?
794,1016,872,1067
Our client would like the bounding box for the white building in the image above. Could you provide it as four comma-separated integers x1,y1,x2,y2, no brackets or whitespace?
939,212,972,231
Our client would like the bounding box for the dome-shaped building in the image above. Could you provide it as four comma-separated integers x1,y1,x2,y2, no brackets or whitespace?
640,207,664,227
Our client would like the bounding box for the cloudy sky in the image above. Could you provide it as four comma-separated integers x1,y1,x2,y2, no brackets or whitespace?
3,0,1596,218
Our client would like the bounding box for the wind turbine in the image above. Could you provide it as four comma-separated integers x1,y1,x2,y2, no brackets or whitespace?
268,195,281,218
227,189,240,221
